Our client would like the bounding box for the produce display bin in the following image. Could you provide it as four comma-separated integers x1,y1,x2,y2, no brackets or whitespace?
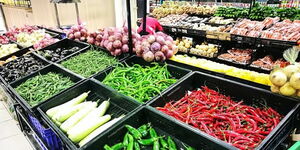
57,45,129,78
15,105,63,150
9,64,83,114
81,106,236,150
0,52,50,86
37,79,141,149
93,55,192,104
35,38,89,63
148,71,300,150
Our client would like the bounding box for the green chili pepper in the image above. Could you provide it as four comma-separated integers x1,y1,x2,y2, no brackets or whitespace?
123,133,129,146
137,124,148,137
134,141,140,150
138,137,159,146
111,143,124,150
104,144,112,150
153,140,160,150
149,128,158,138
127,134,134,150
160,138,168,148
167,136,177,150
125,125,142,139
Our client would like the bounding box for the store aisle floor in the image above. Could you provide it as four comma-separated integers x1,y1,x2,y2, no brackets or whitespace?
0,100,33,150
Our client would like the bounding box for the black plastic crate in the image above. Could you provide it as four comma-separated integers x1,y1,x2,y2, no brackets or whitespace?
148,71,300,150
9,64,83,114
57,45,129,78
37,79,141,149
188,29,206,36
93,55,192,104
81,106,236,150
0,46,32,62
35,38,89,63
0,52,50,85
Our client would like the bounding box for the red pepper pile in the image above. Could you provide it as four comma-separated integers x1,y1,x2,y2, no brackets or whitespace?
157,86,283,150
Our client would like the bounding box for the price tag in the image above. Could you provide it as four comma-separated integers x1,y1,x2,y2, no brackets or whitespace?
182,29,188,34
236,36,243,41
171,28,177,32
177,28,182,33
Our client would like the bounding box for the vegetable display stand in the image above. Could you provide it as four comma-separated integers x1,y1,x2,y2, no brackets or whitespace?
35,38,89,63
93,55,192,104
9,64,83,114
57,46,128,78
37,79,140,149
166,59,270,90
15,105,63,150
148,71,300,150
81,106,235,150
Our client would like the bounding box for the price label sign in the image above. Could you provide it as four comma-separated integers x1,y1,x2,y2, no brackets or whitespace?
171,28,177,32
182,29,188,34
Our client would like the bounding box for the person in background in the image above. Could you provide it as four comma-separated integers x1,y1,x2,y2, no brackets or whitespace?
138,14,163,35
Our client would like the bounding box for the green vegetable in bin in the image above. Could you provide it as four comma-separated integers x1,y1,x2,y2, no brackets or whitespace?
61,46,118,77
102,63,177,102
15,72,75,106
103,123,195,150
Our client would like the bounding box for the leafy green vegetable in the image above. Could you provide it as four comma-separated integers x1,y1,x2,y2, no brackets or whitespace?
102,63,177,102
15,72,75,106
61,47,119,77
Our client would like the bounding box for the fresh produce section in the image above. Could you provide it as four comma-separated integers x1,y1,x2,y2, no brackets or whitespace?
0,44,20,58
15,72,75,106
0,53,47,83
157,86,282,149
101,63,177,103
1,1,300,149
60,46,119,77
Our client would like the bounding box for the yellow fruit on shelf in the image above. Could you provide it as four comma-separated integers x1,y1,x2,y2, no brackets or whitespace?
289,72,300,89
170,55,270,86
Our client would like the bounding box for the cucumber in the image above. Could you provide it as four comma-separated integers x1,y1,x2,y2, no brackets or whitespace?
68,115,111,143
54,101,94,123
60,103,97,133
79,115,124,147
67,100,110,135
46,91,90,118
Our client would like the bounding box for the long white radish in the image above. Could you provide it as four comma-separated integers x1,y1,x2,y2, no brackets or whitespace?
46,91,90,118
60,103,97,133
67,100,110,135
79,115,124,147
68,115,111,143
54,102,94,123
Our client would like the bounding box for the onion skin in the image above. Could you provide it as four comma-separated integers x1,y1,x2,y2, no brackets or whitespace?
143,51,155,62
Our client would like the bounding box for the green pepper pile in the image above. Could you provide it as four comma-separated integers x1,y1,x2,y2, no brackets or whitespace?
61,47,118,78
104,123,194,150
102,63,177,102
15,72,75,106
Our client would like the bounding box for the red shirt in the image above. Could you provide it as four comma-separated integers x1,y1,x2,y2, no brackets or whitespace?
138,17,163,34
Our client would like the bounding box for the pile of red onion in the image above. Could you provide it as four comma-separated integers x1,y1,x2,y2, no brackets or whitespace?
86,32,103,46
135,32,178,62
6,25,39,41
99,27,140,56
0,35,9,44
67,24,88,42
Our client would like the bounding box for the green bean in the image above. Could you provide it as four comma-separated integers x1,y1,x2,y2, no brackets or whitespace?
15,72,74,106
102,63,177,102
61,46,118,77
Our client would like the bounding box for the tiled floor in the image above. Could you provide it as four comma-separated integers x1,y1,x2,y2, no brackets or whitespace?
0,101,33,150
